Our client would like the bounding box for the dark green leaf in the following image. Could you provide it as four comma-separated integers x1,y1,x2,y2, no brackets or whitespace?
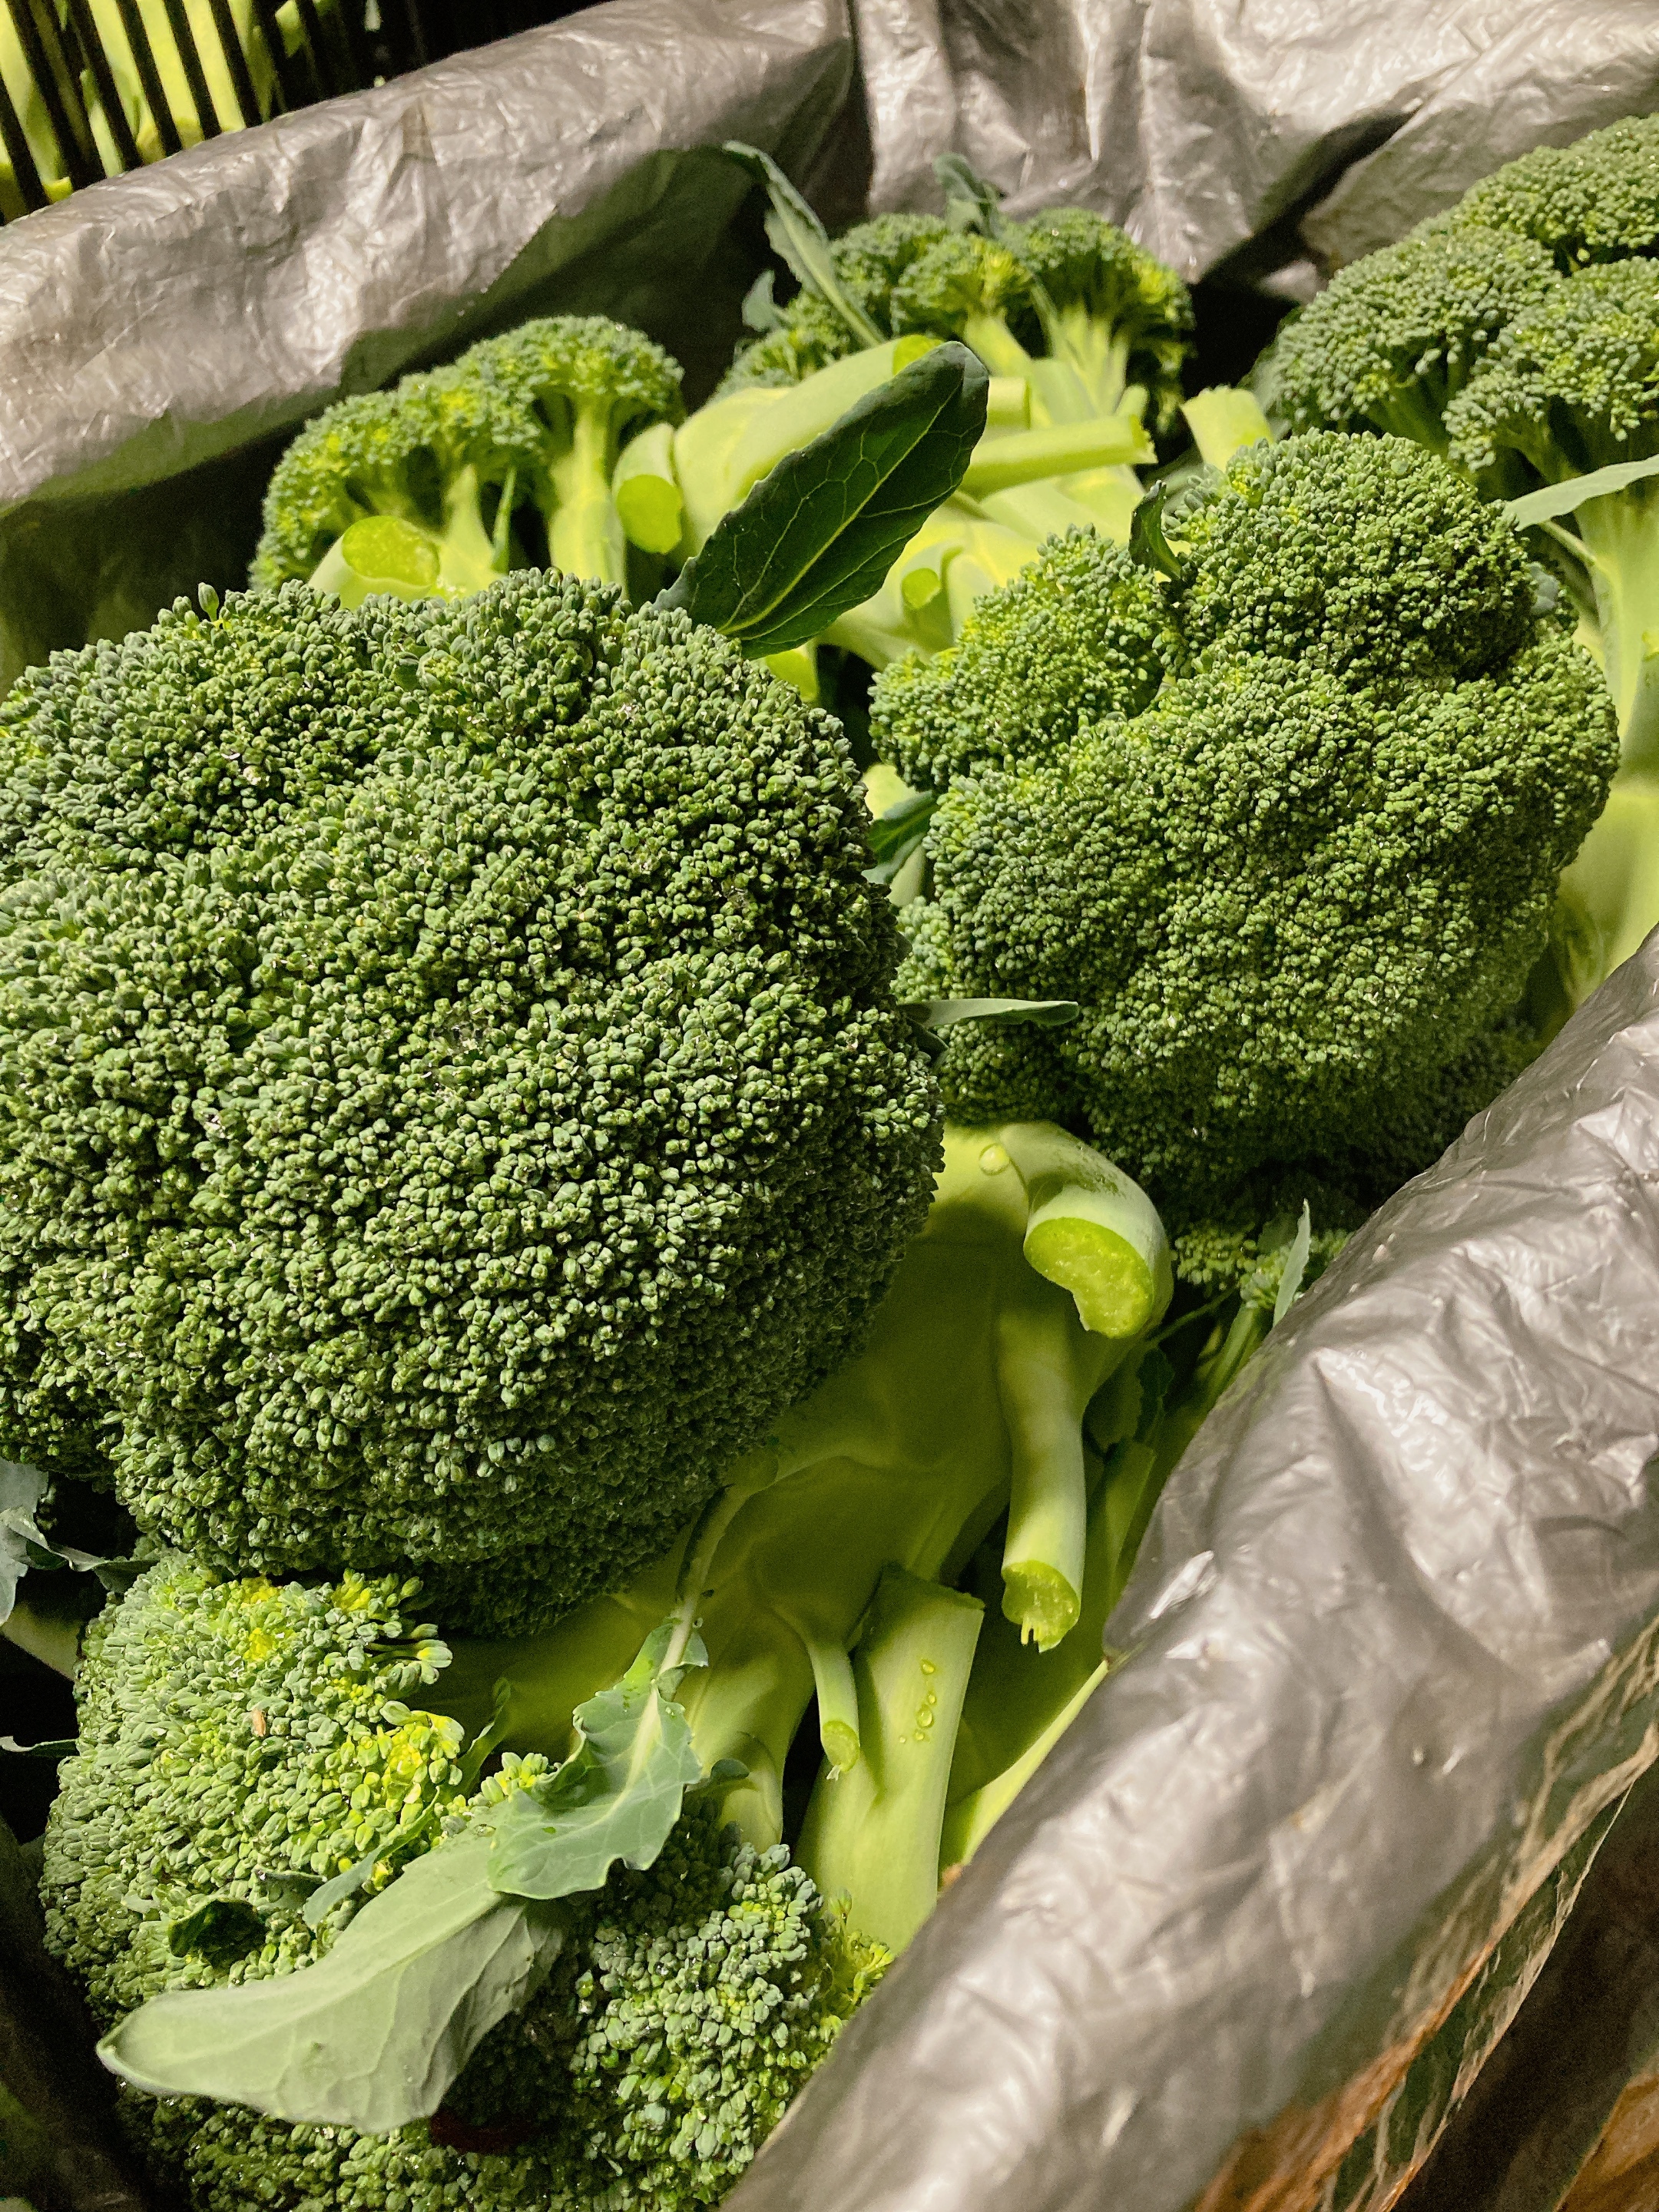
487,1624,705,1901
722,143,882,346
864,789,938,884
741,267,786,335
0,1737,75,1760
1272,1202,1314,1326
98,1831,564,2131
657,342,989,657
934,152,1002,234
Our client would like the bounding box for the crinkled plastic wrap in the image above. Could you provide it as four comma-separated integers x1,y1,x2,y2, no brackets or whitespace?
0,0,853,688
854,0,1659,279
730,939,1659,2212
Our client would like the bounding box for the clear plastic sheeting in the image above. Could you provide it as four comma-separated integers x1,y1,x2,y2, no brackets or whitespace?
0,0,850,517
853,0,1659,280
730,936,1659,2212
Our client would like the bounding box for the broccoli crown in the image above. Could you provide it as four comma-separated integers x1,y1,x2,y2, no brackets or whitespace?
1174,430,1539,677
718,214,954,395
870,526,1181,789
1017,206,1195,430
45,1559,880,2212
0,575,940,1624
889,230,1041,347
253,315,684,594
250,365,531,592
42,1555,472,2024
1442,111,1659,273
1444,257,1659,481
1265,224,1561,457
876,435,1618,1210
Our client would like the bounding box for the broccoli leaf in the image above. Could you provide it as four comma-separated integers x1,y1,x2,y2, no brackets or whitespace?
97,1832,565,2131
659,342,989,656
721,143,883,346
1273,1202,1315,1326
1504,452,1659,528
96,1621,712,2133
487,1622,706,1899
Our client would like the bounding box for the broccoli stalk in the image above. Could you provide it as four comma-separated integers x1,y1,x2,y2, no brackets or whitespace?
795,1567,985,1952
429,1121,1172,1861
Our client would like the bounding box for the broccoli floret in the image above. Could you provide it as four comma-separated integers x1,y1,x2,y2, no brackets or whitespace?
0,573,939,1628
1445,259,1659,771
1016,207,1196,435
876,435,1618,1212
1263,224,1560,466
253,316,684,598
869,525,1181,788
718,214,955,395
1439,111,1659,273
44,1558,879,2212
889,230,1045,376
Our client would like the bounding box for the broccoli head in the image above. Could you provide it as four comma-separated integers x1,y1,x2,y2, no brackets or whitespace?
1440,111,1659,273
44,1555,881,2212
1017,206,1196,434
0,573,939,1627
718,214,954,395
1263,223,1560,466
870,525,1181,789
252,315,684,599
875,435,1618,1211
1445,257,1659,772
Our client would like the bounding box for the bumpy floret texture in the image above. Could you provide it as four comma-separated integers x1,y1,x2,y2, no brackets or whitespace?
0,575,940,1622
253,315,684,590
879,435,1618,1210
42,1555,472,2024
869,527,1183,790
128,1808,881,2212
717,215,952,394
45,1565,882,2212
1443,257,1659,481
1265,224,1561,459
1440,111,1659,272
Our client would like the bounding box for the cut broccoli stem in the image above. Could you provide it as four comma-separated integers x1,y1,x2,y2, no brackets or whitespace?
543,404,631,589
995,1300,1098,1650
796,1566,984,1952
614,420,684,554
1574,485,1659,772
1181,387,1275,469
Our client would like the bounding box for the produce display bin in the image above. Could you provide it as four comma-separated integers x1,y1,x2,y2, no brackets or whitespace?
7,5,1659,2210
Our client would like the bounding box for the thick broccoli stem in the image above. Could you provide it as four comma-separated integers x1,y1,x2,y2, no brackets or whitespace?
960,310,1038,382
541,402,631,589
796,1566,984,1952
1575,485,1659,773
433,462,508,595
1045,300,1136,418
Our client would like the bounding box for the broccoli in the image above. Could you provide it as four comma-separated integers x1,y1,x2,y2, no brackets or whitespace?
1439,111,1659,273
718,214,955,393
1263,224,1560,469
252,315,684,600
0,571,940,1628
873,434,1618,1214
41,1554,881,2212
1444,259,1659,770
428,1120,1173,1911
1016,206,1195,435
